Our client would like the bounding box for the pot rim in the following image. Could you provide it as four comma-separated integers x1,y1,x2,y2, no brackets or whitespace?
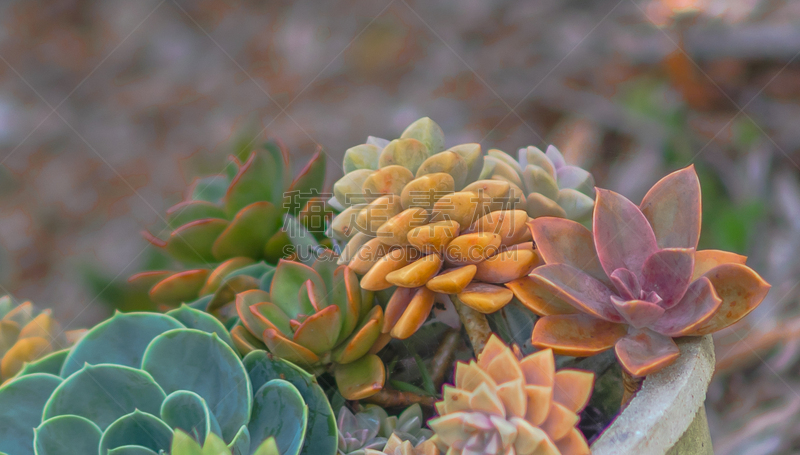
589,335,715,454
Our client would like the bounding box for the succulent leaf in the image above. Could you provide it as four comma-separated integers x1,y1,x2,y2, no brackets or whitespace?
160,390,221,446
167,305,236,350
34,415,101,455
0,373,62,455
249,379,308,455
142,329,251,442
166,219,230,264
212,202,283,260
334,354,386,401
98,410,173,454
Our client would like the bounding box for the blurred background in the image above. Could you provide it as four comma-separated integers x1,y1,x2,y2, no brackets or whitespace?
0,0,799,452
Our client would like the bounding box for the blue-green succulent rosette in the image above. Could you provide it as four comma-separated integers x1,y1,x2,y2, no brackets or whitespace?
0,306,337,455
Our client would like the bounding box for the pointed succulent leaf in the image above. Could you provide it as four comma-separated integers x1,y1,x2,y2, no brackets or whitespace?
484,156,524,190
285,150,327,216
263,329,320,367
17,348,68,377
190,175,230,204
44,364,165,429
167,219,229,264
457,283,514,313
170,430,203,455
525,192,567,219
344,144,381,173
640,165,701,250
262,140,292,186
504,276,575,317
544,145,566,168
400,117,445,155
593,188,658,278
149,269,210,307
688,263,771,336
692,249,747,281
614,328,681,377
98,410,173,454
142,329,251,442
519,146,555,178
531,264,622,322
1,337,51,381
212,202,283,260
334,354,385,400
531,314,627,357
253,437,281,455
333,305,384,364
650,277,721,337
34,415,101,455
270,260,326,319
521,165,558,200
167,200,227,229
243,350,337,455
225,151,283,217
331,265,362,346
379,138,430,175
293,305,342,355
283,214,321,267
640,248,695,309
488,149,524,175
160,390,221,445
448,143,483,184
0,373,62,455
249,379,308,455
60,312,183,377
528,217,607,284
555,188,594,221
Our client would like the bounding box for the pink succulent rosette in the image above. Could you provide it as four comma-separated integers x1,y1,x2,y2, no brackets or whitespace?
507,165,771,377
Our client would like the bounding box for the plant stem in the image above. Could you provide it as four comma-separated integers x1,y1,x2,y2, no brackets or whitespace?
452,296,492,357
621,369,643,407
430,329,461,389
364,388,436,409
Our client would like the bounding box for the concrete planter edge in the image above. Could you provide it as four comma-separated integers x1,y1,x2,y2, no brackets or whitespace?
590,335,715,455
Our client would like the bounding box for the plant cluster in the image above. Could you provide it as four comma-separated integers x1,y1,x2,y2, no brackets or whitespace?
0,118,770,455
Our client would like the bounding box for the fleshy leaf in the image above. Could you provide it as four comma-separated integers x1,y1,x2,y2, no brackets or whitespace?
243,350,337,455
505,276,576,316
142,329,251,442
166,200,226,229
639,166,701,250
270,260,325,319
614,328,681,377
650,277,721,337
528,218,608,285
0,373,62,455
98,410,173,454
225,151,283,217
640,248,695,309
593,188,658,278
60,312,183,378
692,249,747,281
556,188,594,221
556,166,594,195
334,354,385,400
531,264,622,322
167,305,235,350
18,349,69,377
531,314,627,357
285,150,327,216
160,390,221,446
44,364,165,429
166,219,229,264
34,415,101,455
149,270,210,307
212,202,283,260
249,379,308,455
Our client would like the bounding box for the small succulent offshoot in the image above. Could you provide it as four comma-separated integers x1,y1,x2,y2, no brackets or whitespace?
365,433,440,455
427,335,594,455
330,118,596,341
231,254,386,401
510,166,771,377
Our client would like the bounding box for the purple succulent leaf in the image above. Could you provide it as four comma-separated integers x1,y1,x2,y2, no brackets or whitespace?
615,327,681,377
556,165,595,195
528,217,610,286
640,248,695,309
609,268,641,300
650,276,722,337
643,290,662,304
593,188,659,278
545,145,566,169
639,165,702,250
532,263,624,323
610,296,666,329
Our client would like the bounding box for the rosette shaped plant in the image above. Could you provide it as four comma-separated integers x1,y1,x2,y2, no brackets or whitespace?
0,308,338,455
330,118,544,339
0,296,85,384
512,166,771,377
427,335,593,455
171,430,278,455
337,405,389,455
483,145,595,221
132,140,330,308
231,256,385,400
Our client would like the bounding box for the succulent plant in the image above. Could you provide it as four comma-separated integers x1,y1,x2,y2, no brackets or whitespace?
337,405,389,455
0,296,85,384
381,404,433,447
427,335,593,455
364,434,440,455
171,430,278,455
511,166,772,377
485,145,595,222
0,308,338,455
231,254,385,401
131,140,330,308
330,118,570,339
